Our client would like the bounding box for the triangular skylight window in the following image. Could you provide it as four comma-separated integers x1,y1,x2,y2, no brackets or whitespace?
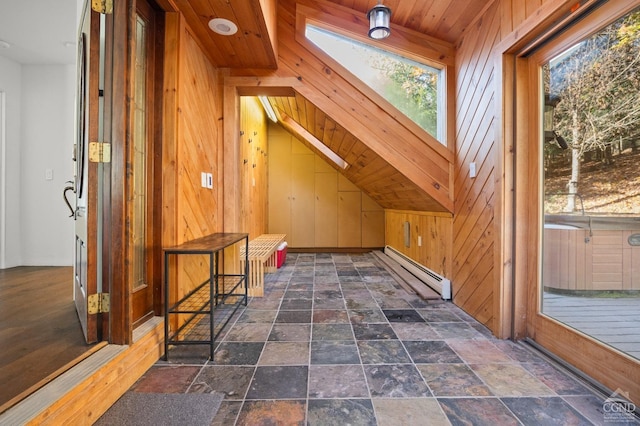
306,25,445,145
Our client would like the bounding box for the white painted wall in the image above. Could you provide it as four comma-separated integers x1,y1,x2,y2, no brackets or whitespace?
0,55,23,268
0,57,75,267
0,0,80,268
21,65,75,266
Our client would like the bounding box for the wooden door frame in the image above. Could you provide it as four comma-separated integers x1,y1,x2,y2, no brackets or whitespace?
103,0,175,345
101,0,126,345
129,0,166,329
498,0,640,404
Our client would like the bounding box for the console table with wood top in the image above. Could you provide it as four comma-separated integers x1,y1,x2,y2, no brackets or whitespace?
163,232,249,360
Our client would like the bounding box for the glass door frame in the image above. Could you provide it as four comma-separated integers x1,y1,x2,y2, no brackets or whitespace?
506,0,640,405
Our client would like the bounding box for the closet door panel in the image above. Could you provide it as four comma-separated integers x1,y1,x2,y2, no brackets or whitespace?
291,153,315,247
315,172,338,247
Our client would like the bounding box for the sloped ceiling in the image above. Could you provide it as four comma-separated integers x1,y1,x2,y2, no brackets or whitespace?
269,93,449,212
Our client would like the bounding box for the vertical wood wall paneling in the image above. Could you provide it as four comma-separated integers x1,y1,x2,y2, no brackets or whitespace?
384,210,452,279
239,97,269,240
452,1,500,333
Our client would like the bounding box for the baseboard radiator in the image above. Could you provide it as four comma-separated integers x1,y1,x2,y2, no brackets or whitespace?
384,245,451,300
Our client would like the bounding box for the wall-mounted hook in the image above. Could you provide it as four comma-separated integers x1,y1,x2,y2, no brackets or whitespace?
243,159,248,164
240,130,244,136
252,164,256,168
248,138,252,143
253,131,257,136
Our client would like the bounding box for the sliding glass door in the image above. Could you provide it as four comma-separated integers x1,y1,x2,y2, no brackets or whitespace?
520,0,640,411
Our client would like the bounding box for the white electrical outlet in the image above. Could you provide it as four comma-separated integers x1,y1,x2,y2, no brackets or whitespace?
45,169,54,180
201,172,207,188
206,173,213,189
469,162,477,178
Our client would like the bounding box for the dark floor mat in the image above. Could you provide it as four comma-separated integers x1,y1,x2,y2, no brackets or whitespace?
95,392,224,426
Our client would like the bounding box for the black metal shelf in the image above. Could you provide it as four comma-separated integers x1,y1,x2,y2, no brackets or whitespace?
163,233,249,360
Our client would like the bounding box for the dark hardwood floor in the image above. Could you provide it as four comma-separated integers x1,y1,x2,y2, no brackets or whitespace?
0,266,97,411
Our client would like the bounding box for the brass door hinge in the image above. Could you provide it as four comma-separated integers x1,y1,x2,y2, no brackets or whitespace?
88,293,110,314
89,142,111,163
92,0,113,14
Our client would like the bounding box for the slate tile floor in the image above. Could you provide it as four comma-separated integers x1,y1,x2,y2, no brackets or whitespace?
121,253,638,425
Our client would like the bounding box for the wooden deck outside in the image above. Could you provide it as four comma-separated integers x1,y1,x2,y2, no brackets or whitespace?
543,292,640,360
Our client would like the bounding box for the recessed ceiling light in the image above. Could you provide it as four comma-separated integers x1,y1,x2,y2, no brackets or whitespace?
208,18,238,36
0,40,10,49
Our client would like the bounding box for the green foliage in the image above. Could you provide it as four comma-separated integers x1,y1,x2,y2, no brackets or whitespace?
547,10,640,156
544,8,640,214
378,60,439,136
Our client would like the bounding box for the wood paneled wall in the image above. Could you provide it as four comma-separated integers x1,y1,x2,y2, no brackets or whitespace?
453,0,587,336
268,124,385,248
385,210,452,279
239,97,269,239
452,0,501,333
162,16,224,304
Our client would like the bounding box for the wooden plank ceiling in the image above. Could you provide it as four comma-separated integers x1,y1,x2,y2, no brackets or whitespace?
173,0,491,67
172,0,278,68
172,0,493,212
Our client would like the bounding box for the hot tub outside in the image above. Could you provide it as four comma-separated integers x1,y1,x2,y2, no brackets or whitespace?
543,215,640,293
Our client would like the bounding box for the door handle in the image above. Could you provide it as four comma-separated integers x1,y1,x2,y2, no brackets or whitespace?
63,180,75,217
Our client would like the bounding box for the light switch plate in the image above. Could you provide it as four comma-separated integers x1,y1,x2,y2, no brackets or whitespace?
201,172,207,188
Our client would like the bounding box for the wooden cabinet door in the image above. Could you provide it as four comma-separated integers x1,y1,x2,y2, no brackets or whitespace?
338,192,361,247
291,154,315,247
315,172,338,247
362,193,384,247
268,133,291,237
362,211,385,247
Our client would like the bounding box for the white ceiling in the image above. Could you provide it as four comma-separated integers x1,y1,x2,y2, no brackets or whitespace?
0,0,78,65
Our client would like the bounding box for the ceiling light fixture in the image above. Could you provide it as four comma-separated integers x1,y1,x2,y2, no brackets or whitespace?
258,96,278,123
208,18,238,36
367,3,391,40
